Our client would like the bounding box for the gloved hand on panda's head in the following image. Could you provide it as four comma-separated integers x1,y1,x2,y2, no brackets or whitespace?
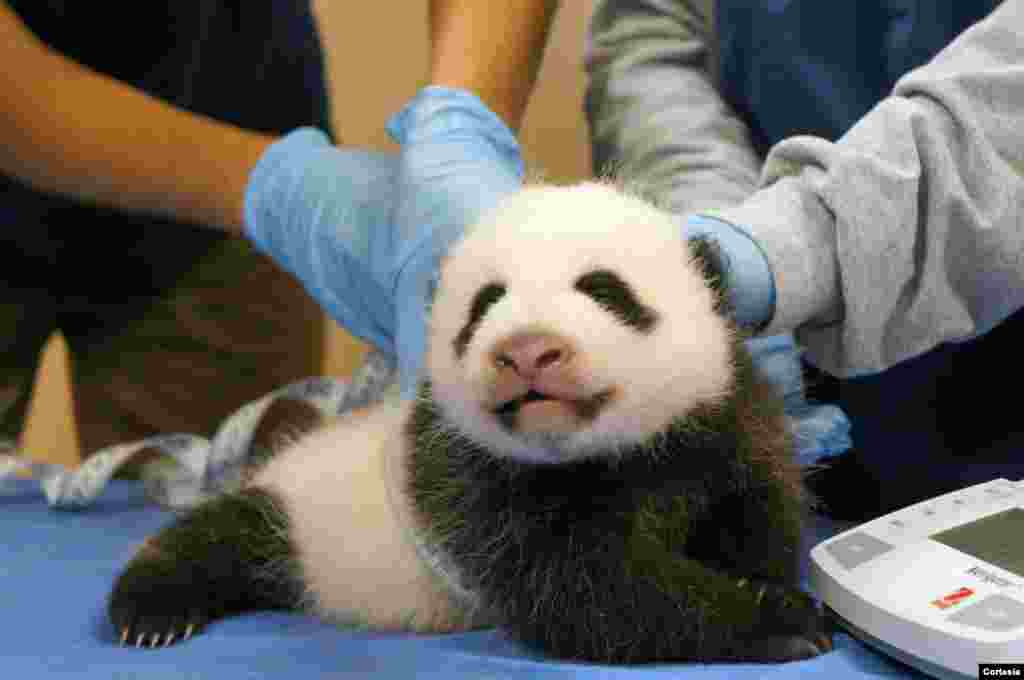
243,86,524,399
386,86,525,398
243,127,400,358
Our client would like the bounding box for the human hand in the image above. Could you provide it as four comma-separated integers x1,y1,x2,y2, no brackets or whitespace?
387,86,524,397
243,128,401,356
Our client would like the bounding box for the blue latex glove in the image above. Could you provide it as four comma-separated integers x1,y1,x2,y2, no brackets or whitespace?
684,214,852,463
683,213,776,331
243,128,401,356
386,87,525,398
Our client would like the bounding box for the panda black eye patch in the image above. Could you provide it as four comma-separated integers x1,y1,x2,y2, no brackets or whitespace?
453,282,507,358
574,269,658,333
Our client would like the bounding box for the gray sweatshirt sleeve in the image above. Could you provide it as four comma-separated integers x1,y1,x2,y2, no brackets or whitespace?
716,0,1024,378
584,0,762,215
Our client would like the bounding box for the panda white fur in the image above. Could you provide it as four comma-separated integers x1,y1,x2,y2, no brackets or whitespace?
108,182,831,664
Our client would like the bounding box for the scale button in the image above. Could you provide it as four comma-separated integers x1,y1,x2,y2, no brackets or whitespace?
949,594,1024,632
824,532,894,570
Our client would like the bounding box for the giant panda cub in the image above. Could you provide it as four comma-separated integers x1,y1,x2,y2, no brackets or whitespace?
108,181,831,664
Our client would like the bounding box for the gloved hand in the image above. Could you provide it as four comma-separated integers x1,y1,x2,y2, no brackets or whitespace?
683,213,776,331
243,128,401,356
685,214,852,467
387,86,524,397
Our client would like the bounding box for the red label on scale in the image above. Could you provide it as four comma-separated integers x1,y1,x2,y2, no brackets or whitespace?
930,587,975,609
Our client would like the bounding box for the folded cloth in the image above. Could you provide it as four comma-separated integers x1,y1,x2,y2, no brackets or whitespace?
0,351,396,510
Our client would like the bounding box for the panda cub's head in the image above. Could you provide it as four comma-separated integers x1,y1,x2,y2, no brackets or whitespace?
423,182,737,464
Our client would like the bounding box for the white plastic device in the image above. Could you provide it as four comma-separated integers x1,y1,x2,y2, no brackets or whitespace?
810,478,1024,679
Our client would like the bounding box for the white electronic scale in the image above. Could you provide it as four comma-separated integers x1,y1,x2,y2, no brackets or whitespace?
810,478,1024,679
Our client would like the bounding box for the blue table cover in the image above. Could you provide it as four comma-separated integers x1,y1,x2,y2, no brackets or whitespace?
0,477,928,680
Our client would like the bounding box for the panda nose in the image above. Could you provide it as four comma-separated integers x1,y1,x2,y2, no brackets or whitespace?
491,332,574,379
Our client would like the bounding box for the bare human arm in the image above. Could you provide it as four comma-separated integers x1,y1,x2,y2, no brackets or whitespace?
428,0,560,131
0,1,274,234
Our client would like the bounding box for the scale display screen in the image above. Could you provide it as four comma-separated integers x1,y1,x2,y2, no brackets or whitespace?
932,507,1024,579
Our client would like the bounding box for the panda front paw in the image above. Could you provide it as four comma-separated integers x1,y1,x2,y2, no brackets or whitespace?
108,551,213,649
742,630,833,662
745,581,833,661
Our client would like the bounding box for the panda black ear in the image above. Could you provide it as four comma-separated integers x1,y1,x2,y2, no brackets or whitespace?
686,236,732,316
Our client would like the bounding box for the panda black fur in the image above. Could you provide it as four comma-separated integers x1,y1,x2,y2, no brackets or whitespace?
108,182,831,663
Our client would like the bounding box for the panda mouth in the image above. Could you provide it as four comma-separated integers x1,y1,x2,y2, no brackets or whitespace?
494,390,551,416
493,389,613,430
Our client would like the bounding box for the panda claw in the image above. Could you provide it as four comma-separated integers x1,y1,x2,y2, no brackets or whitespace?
115,618,205,650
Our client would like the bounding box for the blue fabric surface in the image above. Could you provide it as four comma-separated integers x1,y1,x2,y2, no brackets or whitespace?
3,478,927,679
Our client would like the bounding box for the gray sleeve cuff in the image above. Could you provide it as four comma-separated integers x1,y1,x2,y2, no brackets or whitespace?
710,176,842,336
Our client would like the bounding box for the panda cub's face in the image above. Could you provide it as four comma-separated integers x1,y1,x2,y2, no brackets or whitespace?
425,182,736,464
